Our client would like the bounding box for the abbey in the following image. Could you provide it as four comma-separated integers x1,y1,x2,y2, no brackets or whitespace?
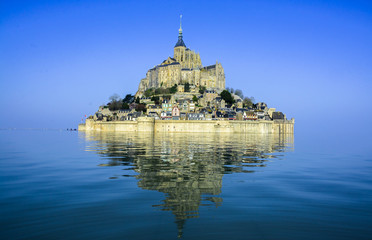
136,17,225,97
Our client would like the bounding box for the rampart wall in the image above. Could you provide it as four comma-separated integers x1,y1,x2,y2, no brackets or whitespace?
79,117,294,134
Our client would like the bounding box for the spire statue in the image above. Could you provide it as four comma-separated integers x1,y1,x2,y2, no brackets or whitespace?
175,14,186,48
179,14,182,36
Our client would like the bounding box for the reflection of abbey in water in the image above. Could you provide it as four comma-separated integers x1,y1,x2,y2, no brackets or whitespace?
82,132,294,238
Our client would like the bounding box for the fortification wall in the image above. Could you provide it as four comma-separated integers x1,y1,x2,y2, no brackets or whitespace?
78,118,294,134
80,119,138,132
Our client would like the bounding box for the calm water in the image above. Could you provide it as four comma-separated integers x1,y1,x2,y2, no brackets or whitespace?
0,130,371,239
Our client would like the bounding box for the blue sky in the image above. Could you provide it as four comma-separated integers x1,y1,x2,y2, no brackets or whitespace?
0,0,371,136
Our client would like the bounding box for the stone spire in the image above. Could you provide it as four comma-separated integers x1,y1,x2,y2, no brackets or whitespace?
179,14,182,36
175,15,186,48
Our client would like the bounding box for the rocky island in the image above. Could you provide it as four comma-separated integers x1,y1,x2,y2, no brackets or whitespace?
79,17,294,134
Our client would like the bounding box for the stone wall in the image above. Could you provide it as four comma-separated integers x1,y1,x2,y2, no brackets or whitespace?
80,119,138,132
79,118,294,134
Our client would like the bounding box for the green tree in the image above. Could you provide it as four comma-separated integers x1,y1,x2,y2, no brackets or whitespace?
108,94,122,111
135,104,147,112
169,84,178,94
243,97,253,108
199,86,206,94
250,97,255,104
144,88,155,97
135,97,140,104
234,89,244,99
109,93,120,102
108,101,122,111
155,88,161,95
122,103,130,109
123,94,134,103
163,88,170,94
151,96,160,105
192,95,198,103
220,90,235,105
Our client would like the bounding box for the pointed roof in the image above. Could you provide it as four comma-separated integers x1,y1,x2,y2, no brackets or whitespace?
175,37,186,48
175,15,186,48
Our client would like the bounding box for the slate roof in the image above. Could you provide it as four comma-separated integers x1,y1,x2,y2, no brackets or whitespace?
202,65,216,70
162,57,177,63
158,62,180,67
175,36,186,48
272,112,285,120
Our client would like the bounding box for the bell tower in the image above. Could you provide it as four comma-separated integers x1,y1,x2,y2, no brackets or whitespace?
174,15,186,64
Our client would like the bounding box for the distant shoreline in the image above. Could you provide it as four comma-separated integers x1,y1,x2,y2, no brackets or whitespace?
0,128,71,131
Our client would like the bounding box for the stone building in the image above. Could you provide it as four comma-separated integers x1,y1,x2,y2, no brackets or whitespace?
136,17,225,97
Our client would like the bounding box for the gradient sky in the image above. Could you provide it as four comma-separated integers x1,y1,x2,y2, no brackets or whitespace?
1,0,371,136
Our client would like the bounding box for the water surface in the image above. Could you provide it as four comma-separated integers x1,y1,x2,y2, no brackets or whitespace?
0,130,371,239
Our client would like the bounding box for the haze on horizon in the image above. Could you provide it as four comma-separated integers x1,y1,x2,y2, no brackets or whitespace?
1,0,371,138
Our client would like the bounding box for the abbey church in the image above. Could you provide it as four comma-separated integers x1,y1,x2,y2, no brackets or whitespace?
136,17,225,97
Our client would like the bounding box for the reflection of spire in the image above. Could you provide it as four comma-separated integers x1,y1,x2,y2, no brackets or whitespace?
176,219,185,238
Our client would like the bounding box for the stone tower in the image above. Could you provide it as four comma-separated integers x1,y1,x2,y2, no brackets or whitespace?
135,16,225,97
173,15,186,64
173,15,202,69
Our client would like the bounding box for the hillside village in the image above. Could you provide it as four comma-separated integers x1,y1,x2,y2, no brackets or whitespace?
91,86,288,122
